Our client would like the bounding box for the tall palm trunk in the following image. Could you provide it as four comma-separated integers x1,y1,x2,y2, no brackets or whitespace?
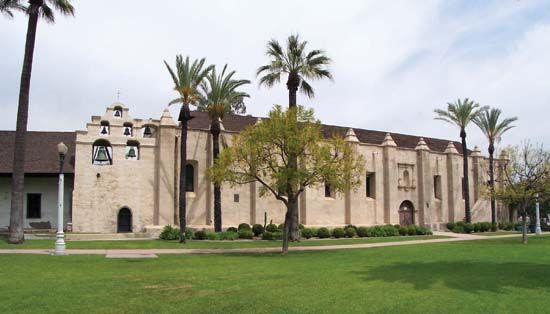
211,119,222,232
488,142,496,226
460,128,471,223
286,74,300,241
8,2,42,244
178,105,191,243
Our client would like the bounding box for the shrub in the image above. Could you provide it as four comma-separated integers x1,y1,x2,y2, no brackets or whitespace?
238,229,253,239
383,224,399,237
481,222,491,232
357,226,369,237
238,223,251,231
317,227,331,239
366,226,384,237
473,223,481,233
463,223,474,233
446,222,456,231
185,228,193,240
194,230,207,240
266,223,278,232
344,224,358,232
491,223,498,232
278,223,285,230
498,222,505,230
301,228,313,239
394,224,401,230
262,231,283,240
452,225,464,233
310,227,319,237
398,226,408,236
344,227,357,238
415,226,427,235
503,222,513,231
159,225,180,240
219,231,238,240
226,227,238,233
206,231,219,240
332,228,345,238
299,224,305,230
252,224,264,236
407,225,417,236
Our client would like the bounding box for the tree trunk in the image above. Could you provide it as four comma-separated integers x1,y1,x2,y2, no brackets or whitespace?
8,3,41,244
286,73,300,241
460,129,471,223
282,201,293,254
488,142,496,227
211,119,222,232
521,205,528,244
178,105,191,243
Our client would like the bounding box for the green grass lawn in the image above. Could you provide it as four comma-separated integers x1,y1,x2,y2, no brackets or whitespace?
474,230,520,236
1,236,550,313
0,235,445,249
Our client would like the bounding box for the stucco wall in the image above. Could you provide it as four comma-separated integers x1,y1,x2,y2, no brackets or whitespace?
0,176,73,230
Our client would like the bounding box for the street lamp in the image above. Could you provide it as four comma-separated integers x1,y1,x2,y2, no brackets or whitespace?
55,142,68,255
535,193,542,235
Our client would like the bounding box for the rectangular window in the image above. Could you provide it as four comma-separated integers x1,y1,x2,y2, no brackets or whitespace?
434,175,442,199
234,194,240,203
26,194,41,219
366,173,376,198
324,181,332,198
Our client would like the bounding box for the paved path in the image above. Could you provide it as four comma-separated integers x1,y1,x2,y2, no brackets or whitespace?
0,232,535,256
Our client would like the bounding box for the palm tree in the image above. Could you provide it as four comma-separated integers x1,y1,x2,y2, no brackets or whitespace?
473,108,517,226
164,55,213,243
0,0,25,18
257,34,332,240
435,98,487,223
200,65,250,232
6,0,74,244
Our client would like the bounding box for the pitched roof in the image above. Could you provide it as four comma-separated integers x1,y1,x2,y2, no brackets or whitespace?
0,131,76,174
187,111,465,154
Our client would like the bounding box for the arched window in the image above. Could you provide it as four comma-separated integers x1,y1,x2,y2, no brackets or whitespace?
403,170,410,187
113,106,123,118
117,207,132,233
185,164,194,192
92,139,113,165
125,140,139,160
434,175,442,199
100,121,110,136
142,125,155,138
123,122,133,137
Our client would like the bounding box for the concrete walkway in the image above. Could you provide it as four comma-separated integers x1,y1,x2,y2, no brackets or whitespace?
0,232,535,256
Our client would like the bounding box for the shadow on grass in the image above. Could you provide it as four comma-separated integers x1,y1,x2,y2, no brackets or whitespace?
358,261,550,293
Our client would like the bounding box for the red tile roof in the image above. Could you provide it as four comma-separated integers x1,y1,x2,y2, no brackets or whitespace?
0,131,76,174
188,111,465,154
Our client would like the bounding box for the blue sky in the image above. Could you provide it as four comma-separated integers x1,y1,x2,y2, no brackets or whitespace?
1,0,549,154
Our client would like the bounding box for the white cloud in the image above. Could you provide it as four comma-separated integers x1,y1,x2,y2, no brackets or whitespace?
0,0,549,154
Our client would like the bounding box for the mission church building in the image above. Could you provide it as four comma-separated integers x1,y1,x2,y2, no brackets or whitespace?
0,102,509,235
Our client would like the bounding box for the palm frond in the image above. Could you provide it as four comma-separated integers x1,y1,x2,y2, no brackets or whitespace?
47,0,74,16
473,107,518,144
434,98,486,130
0,0,26,18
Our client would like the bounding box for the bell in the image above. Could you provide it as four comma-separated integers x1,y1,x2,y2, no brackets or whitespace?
100,126,108,135
124,127,131,136
95,146,109,162
127,147,137,159
143,126,152,137
114,110,121,117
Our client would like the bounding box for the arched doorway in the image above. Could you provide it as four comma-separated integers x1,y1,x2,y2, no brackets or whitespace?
398,201,415,225
117,207,132,233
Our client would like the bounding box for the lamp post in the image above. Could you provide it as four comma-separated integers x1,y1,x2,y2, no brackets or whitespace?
55,142,68,255
535,193,542,235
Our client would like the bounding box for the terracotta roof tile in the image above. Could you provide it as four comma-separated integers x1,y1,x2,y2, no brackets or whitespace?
0,131,76,174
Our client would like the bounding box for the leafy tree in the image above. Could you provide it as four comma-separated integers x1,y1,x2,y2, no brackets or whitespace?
474,108,517,226
4,0,74,244
200,64,250,232
257,34,332,240
209,105,364,253
434,98,487,223
494,143,550,244
164,55,213,242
